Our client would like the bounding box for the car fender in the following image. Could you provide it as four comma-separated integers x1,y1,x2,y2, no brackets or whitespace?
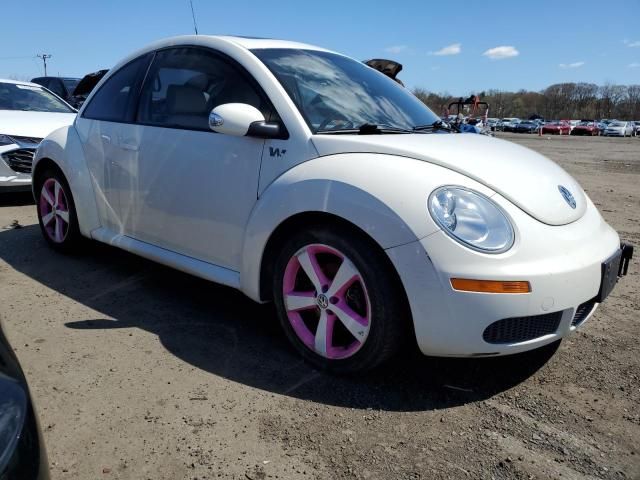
240,152,495,301
33,125,100,237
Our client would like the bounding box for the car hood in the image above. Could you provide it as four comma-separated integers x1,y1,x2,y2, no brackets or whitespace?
364,59,403,79
0,110,76,138
312,133,587,226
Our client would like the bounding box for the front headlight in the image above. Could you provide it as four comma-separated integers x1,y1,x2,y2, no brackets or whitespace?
0,135,16,146
428,186,514,253
0,375,27,472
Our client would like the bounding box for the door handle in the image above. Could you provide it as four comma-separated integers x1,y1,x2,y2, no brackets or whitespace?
118,137,139,152
100,134,111,143
120,143,139,152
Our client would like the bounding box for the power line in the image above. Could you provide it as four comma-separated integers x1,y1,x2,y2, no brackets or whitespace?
0,55,36,60
37,54,52,76
189,0,198,35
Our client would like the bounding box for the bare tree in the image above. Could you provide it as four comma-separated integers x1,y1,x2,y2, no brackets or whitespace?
413,82,640,120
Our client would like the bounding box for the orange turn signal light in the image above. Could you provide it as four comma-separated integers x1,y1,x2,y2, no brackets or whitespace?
450,278,531,294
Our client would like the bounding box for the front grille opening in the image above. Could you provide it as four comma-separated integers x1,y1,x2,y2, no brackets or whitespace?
11,135,43,145
2,148,35,174
571,298,597,327
483,312,562,344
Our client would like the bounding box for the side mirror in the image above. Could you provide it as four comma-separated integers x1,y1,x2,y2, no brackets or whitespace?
209,103,286,139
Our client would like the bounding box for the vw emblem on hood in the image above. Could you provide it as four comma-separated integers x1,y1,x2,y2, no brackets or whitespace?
558,185,576,209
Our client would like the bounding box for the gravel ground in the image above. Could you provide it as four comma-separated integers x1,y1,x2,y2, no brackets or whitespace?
0,133,638,480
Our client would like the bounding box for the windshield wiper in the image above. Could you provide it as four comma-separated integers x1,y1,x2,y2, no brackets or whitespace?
316,123,416,135
412,120,453,133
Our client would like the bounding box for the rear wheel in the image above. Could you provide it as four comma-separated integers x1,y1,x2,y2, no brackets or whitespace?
36,169,82,251
272,225,407,373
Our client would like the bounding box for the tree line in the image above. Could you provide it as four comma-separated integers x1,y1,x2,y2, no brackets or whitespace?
413,83,640,120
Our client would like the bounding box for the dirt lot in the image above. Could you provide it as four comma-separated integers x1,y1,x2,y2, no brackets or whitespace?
0,133,638,480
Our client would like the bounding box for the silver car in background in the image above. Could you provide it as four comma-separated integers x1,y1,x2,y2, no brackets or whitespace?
602,121,634,137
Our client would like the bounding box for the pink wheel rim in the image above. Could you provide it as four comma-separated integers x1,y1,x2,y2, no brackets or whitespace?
283,244,371,360
39,178,70,244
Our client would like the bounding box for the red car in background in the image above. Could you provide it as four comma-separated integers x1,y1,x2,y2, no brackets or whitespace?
571,121,600,136
542,121,571,135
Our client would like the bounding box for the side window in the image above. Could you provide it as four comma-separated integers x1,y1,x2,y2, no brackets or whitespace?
136,47,271,131
83,54,150,123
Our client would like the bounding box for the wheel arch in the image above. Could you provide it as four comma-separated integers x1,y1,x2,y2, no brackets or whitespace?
33,125,101,236
258,211,382,301
239,168,424,304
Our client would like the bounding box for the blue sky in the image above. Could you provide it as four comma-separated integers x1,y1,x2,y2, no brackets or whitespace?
1,0,639,94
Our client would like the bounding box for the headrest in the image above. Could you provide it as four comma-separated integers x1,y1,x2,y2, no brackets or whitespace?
166,85,207,115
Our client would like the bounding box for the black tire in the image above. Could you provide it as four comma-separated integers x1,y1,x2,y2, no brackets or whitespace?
35,167,82,252
272,224,409,374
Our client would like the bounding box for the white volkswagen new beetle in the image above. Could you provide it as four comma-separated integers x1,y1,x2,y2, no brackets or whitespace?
33,36,633,373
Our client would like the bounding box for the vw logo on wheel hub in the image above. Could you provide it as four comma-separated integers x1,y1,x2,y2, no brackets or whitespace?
316,294,329,309
558,185,576,209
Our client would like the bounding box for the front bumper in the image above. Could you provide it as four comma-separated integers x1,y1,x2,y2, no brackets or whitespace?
0,144,33,190
386,193,628,357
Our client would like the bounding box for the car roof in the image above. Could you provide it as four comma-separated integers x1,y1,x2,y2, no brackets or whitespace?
0,78,45,87
217,35,330,51
133,35,331,55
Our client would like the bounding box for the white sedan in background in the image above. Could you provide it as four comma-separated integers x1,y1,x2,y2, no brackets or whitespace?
0,79,76,191
602,121,634,137
33,36,633,373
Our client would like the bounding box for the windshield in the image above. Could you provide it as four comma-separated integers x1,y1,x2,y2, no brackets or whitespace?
610,122,624,127
0,82,74,112
252,48,439,133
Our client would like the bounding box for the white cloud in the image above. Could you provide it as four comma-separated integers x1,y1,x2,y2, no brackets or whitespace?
629,62,640,68
482,45,519,60
429,43,461,56
559,61,585,69
624,40,640,47
384,45,408,54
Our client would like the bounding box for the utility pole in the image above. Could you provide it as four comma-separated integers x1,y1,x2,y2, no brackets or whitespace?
189,0,198,35
37,54,52,76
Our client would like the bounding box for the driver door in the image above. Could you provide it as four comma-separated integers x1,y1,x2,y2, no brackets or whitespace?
118,47,274,270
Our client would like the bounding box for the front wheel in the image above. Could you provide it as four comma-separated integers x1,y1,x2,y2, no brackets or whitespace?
36,168,82,251
272,226,408,373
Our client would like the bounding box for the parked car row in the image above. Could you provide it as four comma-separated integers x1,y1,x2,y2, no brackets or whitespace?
492,117,638,137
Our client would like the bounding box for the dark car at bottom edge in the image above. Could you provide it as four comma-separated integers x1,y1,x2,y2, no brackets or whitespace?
0,322,49,480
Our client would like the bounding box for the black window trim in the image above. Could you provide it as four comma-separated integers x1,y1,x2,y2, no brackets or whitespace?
82,44,288,138
81,52,154,123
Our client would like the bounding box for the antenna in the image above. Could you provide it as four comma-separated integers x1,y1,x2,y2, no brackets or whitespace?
189,0,198,35
37,54,52,76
